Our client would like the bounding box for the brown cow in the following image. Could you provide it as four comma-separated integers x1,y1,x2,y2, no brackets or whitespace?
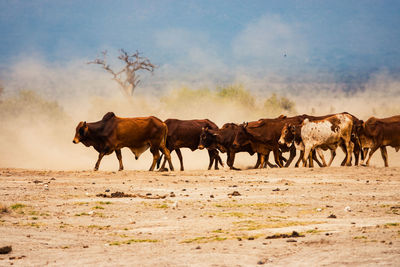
73,112,174,171
198,123,282,170
355,115,400,167
232,117,297,168
159,119,223,171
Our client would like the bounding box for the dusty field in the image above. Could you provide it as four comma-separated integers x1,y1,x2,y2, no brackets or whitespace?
0,166,399,266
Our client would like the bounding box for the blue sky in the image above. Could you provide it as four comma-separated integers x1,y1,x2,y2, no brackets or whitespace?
1,0,400,89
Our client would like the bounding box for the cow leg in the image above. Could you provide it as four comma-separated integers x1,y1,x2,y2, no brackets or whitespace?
344,140,353,166
353,141,360,166
148,147,161,171
258,154,266,169
380,146,389,167
175,148,184,171
264,151,275,168
160,150,169,170
295,150,304,168
309,150,314,168
365,146,379,166
303,146,312,167
312,151,323,167
316,148,327,167
273,149,283,168
115,149,124,171
207,149,215,170
327,149,336,166
94,152,105,171
284,146,296,167
211,149,222,170
161,147,174,171
360,148,369,165
227,150,239,170
254,153,262,169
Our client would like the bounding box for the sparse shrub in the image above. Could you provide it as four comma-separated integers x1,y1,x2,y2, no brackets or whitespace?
216,84,255,108
263,93,296,117
0,89,67,122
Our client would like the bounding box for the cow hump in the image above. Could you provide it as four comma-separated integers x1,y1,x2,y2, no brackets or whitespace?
102,112,116,121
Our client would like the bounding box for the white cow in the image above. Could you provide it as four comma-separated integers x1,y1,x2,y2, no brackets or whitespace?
279,113,354,167
300,114,353,167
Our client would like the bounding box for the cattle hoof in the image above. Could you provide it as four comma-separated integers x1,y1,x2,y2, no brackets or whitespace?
159,168,169,172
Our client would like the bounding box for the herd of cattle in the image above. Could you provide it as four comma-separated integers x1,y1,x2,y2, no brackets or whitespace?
72,112,400,171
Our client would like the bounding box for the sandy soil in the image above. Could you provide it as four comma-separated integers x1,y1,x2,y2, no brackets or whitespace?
0,166,399,266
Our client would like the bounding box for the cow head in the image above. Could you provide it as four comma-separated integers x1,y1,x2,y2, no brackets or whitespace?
232,122,249,149
198,127,217,150
354,120,364,136
73,121,88,144
278,124,296,146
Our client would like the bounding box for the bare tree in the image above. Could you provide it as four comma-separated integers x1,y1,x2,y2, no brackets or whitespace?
88,49,156,97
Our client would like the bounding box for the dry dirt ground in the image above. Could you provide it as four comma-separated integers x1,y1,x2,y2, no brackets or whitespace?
0,167,399,266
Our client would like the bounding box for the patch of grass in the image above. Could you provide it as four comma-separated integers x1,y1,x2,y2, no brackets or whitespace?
384,223,399,227
31,217,38,220
96,201,112,205
155,204,169,209
181,235,228,244
109,239,158,246
87,225,111,230
74,202,89,206
233,219,324,231
220,212,247,218
214,202,303,210
354,236,367,240
10,203,26,210
74,212,89,216
306,229,324,234
92,206,104,210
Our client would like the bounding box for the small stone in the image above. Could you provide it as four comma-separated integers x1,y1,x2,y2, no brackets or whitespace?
257,258,267,265
105,189,110,192
272,188,280,191
210,195,214,198
0,246,12,254
328,214,337,218
195,246,201,249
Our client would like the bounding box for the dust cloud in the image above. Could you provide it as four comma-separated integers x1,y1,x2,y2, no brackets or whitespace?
1,58,399,170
